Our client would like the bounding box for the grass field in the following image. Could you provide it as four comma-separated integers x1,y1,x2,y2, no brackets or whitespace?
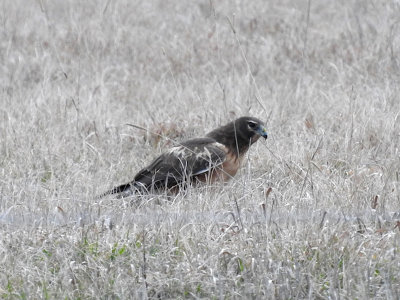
1,0,400,298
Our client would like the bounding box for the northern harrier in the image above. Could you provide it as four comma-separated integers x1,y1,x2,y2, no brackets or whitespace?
101,116,268,197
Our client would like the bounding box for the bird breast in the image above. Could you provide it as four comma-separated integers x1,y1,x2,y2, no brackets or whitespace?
221,151,243,179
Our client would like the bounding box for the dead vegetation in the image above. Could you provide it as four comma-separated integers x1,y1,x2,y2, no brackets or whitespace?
1,0,400,298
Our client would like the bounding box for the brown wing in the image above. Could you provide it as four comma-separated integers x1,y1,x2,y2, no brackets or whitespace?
103,138,227,196
133,138,227,191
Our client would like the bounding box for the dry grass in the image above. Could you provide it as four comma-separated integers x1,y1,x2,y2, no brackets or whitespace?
1,0,400,298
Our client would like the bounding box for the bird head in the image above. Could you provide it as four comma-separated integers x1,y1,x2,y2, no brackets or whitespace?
235,116,268,144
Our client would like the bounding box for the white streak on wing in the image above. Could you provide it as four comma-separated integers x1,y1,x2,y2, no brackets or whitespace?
192,142,227,176
167,145,189,158
192,168,210,176
166,142,228,176
214,142,229,156
195,146,211,159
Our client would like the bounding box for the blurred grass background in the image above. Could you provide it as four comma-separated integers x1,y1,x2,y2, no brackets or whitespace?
1,0,400,298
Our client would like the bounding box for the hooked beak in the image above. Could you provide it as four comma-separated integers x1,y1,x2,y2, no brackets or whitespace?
256,124,268,139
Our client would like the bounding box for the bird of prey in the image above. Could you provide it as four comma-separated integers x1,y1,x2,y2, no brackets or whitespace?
101,116,268,197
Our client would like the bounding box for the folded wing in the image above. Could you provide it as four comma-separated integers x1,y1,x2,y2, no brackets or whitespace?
134,137,226,191
104,137,227,196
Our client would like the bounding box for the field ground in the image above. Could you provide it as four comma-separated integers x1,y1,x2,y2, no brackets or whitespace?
1,0,400,298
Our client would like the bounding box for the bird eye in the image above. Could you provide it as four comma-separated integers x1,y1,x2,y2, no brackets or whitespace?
248,121,257,129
